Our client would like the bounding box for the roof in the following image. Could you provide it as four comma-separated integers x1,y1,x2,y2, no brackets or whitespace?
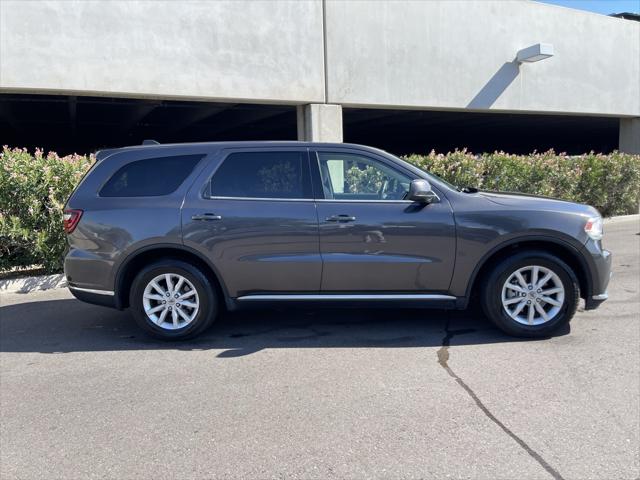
95,141,387,162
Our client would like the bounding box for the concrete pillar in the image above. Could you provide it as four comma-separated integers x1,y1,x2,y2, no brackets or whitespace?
619,118,640,154
297,104,343,142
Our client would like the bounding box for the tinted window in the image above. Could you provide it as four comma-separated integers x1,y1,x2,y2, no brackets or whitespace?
209,151,311,199
317,153,411,201
100,154,204,197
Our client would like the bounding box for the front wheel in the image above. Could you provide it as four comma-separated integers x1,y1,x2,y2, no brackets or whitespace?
480,251,579,337
129,260,218,340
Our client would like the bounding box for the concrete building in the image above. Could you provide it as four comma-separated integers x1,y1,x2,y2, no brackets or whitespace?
0,0,638,154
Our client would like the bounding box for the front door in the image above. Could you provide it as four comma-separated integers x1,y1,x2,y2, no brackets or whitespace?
182,148,321,297
312,149,456,292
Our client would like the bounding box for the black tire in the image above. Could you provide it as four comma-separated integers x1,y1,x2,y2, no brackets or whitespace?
480,251,579,337
129,259,218,340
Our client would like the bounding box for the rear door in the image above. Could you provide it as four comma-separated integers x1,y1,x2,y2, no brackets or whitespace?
311,148,456,292
182,147,321,298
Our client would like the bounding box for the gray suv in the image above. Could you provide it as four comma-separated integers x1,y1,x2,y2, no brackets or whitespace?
64,141,611,340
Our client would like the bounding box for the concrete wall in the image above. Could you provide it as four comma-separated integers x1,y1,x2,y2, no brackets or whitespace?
297,104,343,142
0,0,325,103
1,0,639,117
325,0,640,116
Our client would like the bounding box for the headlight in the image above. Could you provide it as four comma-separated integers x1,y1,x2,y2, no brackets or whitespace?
584,216,603,240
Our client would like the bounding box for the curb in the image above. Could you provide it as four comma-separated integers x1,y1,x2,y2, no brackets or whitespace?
0,274,67,295
1,214,637,296
604,214,639,224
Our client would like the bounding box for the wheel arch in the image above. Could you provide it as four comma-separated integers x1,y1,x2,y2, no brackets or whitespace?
464,236,592,308
114,244,229,310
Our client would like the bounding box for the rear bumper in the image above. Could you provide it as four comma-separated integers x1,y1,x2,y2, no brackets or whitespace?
64,246,119,308
64,247,114,292
68,285,117,309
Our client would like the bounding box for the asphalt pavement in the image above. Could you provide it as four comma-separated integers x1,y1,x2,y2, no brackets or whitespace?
1,217,638,480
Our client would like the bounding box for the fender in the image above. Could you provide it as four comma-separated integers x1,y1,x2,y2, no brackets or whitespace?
113,242,232,309
458,233,593,308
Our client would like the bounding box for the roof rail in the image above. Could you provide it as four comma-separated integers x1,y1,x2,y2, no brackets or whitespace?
95,148,119,161
142,139,160,145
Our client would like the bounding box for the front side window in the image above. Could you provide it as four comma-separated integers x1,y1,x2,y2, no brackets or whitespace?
209,151,311,199
317,153,412,201
100,154,204,197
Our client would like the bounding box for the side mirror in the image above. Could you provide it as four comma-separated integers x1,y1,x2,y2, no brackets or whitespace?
407,179,439,204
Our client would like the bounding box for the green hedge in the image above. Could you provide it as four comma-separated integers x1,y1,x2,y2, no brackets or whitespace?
404,150,640,218
0,147,93,273
1,147,639,274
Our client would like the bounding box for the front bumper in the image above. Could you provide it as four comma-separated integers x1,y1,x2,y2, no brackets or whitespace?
582,242,612,310
584,281,611,310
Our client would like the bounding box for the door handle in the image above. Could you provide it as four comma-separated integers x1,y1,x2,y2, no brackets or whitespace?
191,213,222,221
325,214,356,223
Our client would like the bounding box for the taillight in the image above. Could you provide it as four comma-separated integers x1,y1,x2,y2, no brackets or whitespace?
63,209,83,234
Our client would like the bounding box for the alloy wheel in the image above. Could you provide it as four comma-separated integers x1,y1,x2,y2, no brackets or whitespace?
142,273,200,330
501,265,565,326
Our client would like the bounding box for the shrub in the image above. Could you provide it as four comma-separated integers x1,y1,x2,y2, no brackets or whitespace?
403,150,640,217
0,147,93,273
0,147,638,274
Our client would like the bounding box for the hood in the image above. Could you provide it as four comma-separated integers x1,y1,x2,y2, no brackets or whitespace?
478,190,597,215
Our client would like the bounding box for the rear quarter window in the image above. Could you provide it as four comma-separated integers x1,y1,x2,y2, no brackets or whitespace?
99,154,204,197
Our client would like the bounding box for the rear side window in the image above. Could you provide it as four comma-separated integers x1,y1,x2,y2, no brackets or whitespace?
100,154,204,197
209,151,311,199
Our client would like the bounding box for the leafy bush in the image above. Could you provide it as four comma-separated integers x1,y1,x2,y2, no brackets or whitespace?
0,147,93,273
345,164,385,193
404,150,640,217
0,147,638,274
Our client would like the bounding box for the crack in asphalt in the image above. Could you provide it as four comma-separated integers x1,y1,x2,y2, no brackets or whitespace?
437,316,565,480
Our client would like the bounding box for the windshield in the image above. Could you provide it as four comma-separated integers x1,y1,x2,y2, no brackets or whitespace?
422,171,461,192
383,151,462,192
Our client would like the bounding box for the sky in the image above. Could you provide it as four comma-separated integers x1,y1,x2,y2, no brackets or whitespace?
535,0,640,14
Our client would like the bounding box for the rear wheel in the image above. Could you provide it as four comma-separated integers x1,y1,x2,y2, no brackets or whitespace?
130,260,218,340
480,251,579,337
